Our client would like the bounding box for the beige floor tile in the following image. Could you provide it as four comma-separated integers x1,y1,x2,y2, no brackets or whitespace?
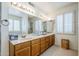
40,45,78,56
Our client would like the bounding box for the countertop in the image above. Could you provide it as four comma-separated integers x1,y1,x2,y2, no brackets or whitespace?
10,33,54,45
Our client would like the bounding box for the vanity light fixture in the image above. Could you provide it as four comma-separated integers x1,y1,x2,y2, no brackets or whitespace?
11,2,48,20
12,2,17,5
11,2,35,15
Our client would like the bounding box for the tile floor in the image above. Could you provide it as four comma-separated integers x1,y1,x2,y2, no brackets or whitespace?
40,45,78,56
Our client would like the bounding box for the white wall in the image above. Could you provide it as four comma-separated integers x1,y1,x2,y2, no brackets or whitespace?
0,3,29,56
53,3,78,51
1,3,9,56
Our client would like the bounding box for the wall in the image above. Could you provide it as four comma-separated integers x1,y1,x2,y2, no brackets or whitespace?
53,3,78,51
1,3,9,56
1,3,29,56
0,2,1,55
78,2,79,55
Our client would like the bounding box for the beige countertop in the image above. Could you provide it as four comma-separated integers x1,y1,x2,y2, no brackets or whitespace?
10,33,54,45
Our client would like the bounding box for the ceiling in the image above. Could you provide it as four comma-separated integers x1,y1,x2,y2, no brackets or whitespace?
31,2,74,17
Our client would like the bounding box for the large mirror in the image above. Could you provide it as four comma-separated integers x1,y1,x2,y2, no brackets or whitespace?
8,3,54,40
8,5,45,40
8,5,29,40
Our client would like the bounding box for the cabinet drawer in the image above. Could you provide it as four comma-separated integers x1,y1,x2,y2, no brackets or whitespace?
15,41,30,51
31,39,40,45
15,47,30,56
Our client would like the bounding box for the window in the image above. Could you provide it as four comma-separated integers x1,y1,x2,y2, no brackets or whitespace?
64,13,73,33
8,15,21,32
56,15,63,33
21,19,27,32
35,20,43,32
56,12,74,34
14,20,20,31
8,14,27,34
9,19,13,31
9,19,21,32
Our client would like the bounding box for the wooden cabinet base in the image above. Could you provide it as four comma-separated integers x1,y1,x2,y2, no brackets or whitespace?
9,34,55,56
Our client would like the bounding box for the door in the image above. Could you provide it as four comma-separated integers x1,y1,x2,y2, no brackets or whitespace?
31,44,40,56
50,35,55,46
40,38,46,53
45,36,50,49
41,43,46,53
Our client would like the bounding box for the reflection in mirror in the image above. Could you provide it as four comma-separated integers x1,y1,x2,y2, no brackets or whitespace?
46,20,55,33
43,21,47,32
28,16,44,35
8,4,55,40
8,6,29,40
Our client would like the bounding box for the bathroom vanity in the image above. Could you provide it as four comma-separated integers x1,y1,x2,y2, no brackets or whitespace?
9,33,55,56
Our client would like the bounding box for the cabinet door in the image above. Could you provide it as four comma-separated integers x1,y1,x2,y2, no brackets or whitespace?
41,42,46,53
50,35,55,46
40,37,46,53
45,36,50,49
45,41,49,49
31,44,40,56
52,37,55,45
15,47,30,56
50,36,53,46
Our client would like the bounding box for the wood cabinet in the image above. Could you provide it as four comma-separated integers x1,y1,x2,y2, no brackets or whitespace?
50,35,55,46
40,37,46,53
9,34,55,56
31,39,41,56
61,39,69,49
31,44,40,56
45,36,50,49
9,41,31,56
15,41,30,51
15,47,30,56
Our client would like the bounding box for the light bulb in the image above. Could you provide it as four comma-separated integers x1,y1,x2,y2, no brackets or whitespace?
12,2,17,5
18,3,22,7
22,5,26,9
